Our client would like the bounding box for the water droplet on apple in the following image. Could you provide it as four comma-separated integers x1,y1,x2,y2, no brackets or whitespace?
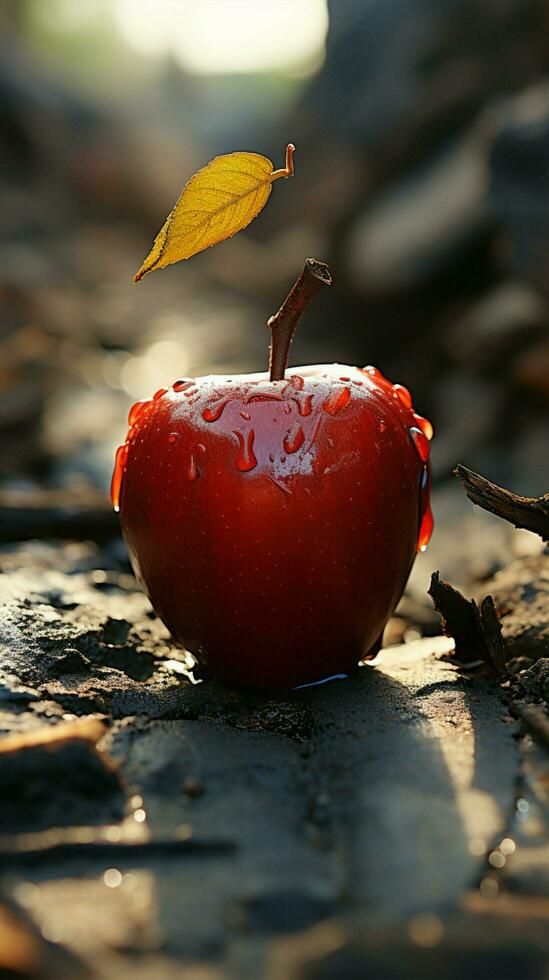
234,429,257,472
172,379,194,392
244,383,283,405
378,420,386,433
283,424,305,454
295,394,313,417
187,454,199,481
418,505,433,552
202,398,230,422
413,413,434,440
323,386,351,415
153,387,168,401
409,426,430,463
240,411,251,420
111,443,129,511
168,433,178,444
393,384,412,409
197,443,207,454
128,399,152,427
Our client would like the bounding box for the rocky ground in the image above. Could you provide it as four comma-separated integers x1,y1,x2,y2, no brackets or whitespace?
0,510,548,979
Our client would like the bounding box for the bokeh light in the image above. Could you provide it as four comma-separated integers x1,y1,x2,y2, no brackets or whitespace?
114,0,328,75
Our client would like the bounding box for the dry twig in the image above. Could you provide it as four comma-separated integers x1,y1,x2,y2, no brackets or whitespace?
428,571,507,673
455,465,549,542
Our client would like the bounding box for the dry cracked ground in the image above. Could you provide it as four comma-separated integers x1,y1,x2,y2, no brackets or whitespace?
0,534,548,980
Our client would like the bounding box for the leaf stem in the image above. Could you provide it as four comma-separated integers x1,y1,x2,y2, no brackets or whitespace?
268,259,332,382
271,143,295,181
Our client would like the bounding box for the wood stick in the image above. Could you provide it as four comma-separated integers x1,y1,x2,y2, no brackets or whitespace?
455,465,549,542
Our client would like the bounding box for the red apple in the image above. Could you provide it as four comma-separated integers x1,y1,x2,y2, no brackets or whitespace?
113,358,433,692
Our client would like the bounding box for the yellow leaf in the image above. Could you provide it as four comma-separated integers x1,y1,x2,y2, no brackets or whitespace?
134,143,295,282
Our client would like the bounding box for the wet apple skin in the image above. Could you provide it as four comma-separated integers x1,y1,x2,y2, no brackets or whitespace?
118,364,432,691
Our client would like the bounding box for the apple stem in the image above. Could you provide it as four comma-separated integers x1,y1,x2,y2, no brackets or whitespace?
268,258,332,382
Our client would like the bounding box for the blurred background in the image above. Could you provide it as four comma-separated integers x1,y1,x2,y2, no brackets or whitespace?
2,0,549,601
